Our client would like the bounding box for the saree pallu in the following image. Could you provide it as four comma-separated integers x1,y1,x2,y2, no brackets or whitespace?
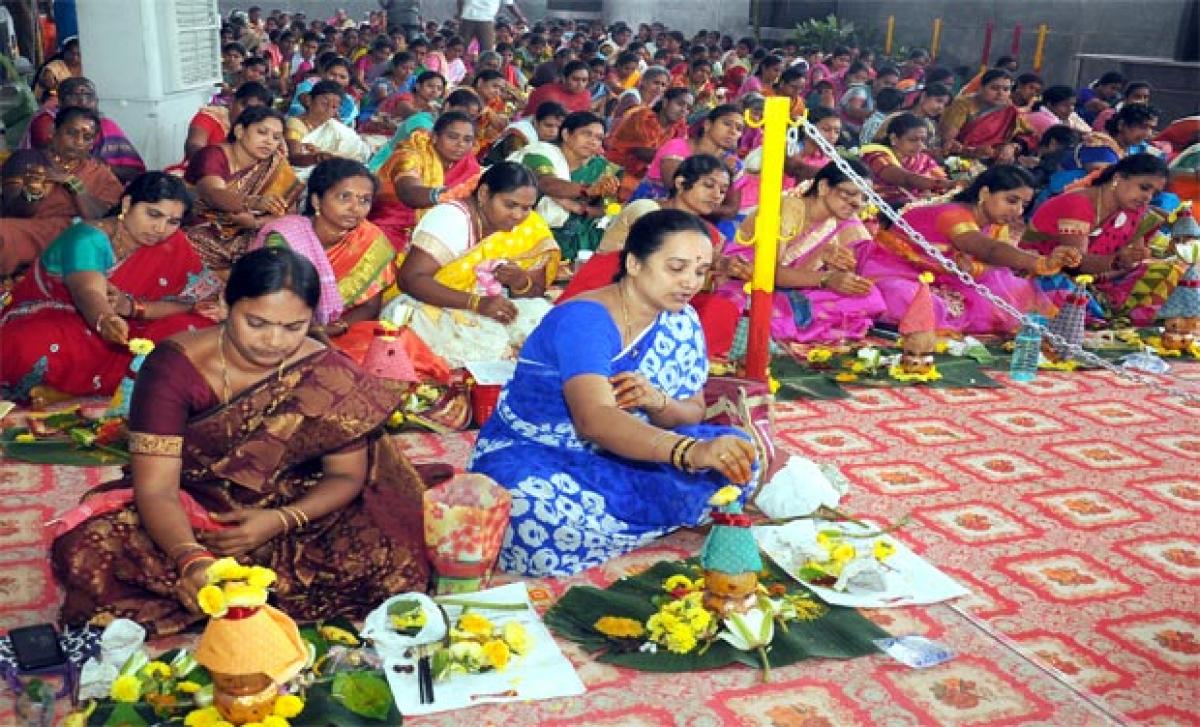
0,151,123,275
186,152,304,272
718,199,885,343
382,202,560,367
469,301,753,577
21,109,146,177
50,344,430,637
0,225,214,398
369,130,482,252
860,144,947,210
291,118,373,182
1024,194,1178,324
520,142,622,262
942,97,1019,151
858,203,1049,334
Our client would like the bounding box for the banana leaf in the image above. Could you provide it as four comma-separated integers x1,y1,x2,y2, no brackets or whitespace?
2,427,129,466
770,353,1000,401
544,558,887,673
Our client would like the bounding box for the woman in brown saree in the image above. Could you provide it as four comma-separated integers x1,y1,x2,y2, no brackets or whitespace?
184,106,304,274
0,106,123,276
51,247,430,636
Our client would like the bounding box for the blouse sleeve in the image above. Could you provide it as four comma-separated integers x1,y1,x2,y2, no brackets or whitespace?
551,302,622,384
56,224,115,275
522,152,557,177
285,117,308,142
934,205,981,240
184,145,230,184
410,202,471,265
127,343,212,456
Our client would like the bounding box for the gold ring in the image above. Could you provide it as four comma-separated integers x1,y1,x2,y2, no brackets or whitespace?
718,454,729,461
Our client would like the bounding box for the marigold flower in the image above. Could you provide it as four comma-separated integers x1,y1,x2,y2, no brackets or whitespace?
708,485,742,507
604,202,622,217
873,540,897,562
224,582,268,608
184,707,223,727
662,574,695,593
482,639,511,670
110,674,141,703
831,543,856,563
806,348,833,363
142,660,171,680
205,557,247,584
175,681,201,694
318,625,359,646
196,585,227,618
502,621,531,654
665,623,698,654
262,717,290,727
268,693,304,719
834,373,857,382
593,616,645,639
457,613,494,638
128,338,155,356
246,565,277,589
918,271,935,284
1074,274,1094,285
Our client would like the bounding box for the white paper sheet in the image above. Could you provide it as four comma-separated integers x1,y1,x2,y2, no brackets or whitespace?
753,520,969,608
463,360,517,386
382,582,586,716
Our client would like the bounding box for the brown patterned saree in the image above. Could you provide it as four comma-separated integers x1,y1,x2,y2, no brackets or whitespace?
51,342,430,637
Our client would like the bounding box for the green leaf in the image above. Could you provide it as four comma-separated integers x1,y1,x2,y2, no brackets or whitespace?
331,671,394,721
99,702,150,727
304,676,402,726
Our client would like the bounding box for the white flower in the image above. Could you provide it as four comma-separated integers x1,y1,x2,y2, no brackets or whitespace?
718,605,775,651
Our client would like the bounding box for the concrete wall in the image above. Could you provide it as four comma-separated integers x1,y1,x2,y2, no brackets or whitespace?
603,0,751,36
216,1,549,25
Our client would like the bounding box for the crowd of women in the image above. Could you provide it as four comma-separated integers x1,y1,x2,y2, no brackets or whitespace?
3,7,1199,631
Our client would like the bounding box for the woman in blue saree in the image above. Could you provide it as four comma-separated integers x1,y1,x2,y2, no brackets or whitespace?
469,210,757,577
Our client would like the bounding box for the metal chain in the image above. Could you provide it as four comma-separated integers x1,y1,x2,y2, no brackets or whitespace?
793,117,1200,404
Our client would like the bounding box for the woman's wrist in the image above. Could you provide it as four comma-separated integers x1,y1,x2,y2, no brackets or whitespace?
510,273,534,295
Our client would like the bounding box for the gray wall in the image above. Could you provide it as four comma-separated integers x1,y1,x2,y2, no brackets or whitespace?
216,1,549,24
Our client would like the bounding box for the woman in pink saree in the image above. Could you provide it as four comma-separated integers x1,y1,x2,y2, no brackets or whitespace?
858,166,1081,334
718,161,885,343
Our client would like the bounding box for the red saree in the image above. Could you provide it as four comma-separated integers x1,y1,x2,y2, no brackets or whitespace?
948,98,1019,149
0,224,214,398
0,150,123,275
606,106,686,201
51,343,430,636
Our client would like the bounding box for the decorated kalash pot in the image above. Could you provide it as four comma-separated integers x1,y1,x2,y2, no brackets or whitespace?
1157,242,1200,353
1170,205,1200,253
194,559,308,724
891,272,941,381
699,485,761,616
1043,275,1090,366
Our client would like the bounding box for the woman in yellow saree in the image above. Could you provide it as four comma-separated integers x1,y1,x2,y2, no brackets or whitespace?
381,162,559,367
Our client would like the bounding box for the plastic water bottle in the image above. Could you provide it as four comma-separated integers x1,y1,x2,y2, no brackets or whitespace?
1009,313,1047,382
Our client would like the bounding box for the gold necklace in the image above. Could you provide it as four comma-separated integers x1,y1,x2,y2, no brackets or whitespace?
618,283,633,344
217,327,232,405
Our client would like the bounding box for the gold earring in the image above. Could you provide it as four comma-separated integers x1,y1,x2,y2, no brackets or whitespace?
117,212,125,221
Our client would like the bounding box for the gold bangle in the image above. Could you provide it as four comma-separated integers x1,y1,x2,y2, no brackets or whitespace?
284,506,309,528
511,274,534,295
168,541,206,560
650,429,675,460
274,508,291,534
467,293,481,312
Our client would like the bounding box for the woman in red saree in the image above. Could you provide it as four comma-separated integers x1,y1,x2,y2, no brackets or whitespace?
180,82,276,165
0,106,123,276
369,111,482,251
605,88,694,201
521,60,594,117
1,173,216,401
939,70,1022,164
184,106,304,274
51,247,430,637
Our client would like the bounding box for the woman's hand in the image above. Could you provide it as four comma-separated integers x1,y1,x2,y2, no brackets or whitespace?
1047,245,1084,271
205,509,285,556
823,270,873,296
193,300,227,322
559,198,587,215
493,263,532,291
229,211,262,230
1115,242,1150,270
994,144,1018,164
609,371,668,411
687,435,757,485
106,286,133,317
586,175,619,199
477,294,518,324
250,194,288,216
174,561,212,613
821,245,857,272
715,255,753,281
97,313,130,345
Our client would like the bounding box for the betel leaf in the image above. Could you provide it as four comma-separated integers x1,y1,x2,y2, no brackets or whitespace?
304,676,402,726
98,702,151,727
330,671,394,721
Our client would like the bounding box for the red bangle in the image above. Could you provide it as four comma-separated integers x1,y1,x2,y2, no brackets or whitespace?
177,550,215,574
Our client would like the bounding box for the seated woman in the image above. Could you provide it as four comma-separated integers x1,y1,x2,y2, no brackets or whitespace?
1023,153,1173,326
357,50,417,132
719,161,887,343
1023,85,1091,139
469,210,757,577
380,162,559,367
21,77,147,185
284,80,371,182
180,82,275,166
938,69,1021,164
608,66,670,128
0,106,123,276
185,106,303,274
1,173,215,401
363,71,447,170
367,87,478,174
858,165,1081,334
286,55,359,127
605,87,694,201
252,159,394,338
471,69,514,159
522,60,594,117
860,112,953,209
629,104,746,208
560,154,748,358
517,111,622,261
1050,104,1161,193
33,37,81,103
483,101,566,166
368,111,482,252
51,247,430,636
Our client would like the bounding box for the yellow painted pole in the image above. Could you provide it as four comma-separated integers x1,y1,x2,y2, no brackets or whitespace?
1033,23,1049,72
884,16,895,57
743,96,790,382
930,18,943,62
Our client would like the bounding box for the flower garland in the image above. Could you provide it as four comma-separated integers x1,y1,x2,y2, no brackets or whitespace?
888,364,942,382
432,612,532,679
